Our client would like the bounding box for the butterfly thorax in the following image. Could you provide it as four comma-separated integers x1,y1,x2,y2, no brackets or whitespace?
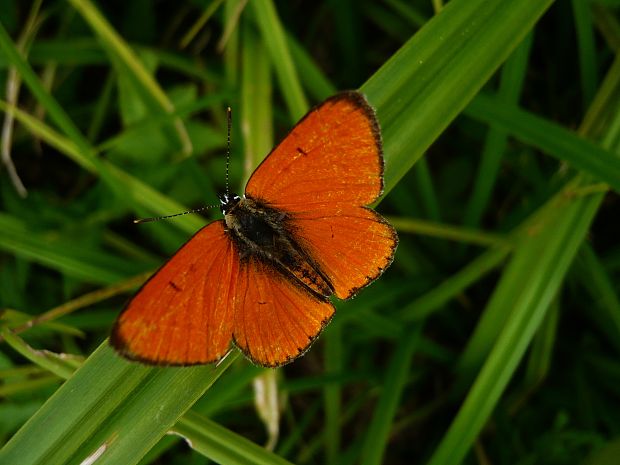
222,195,334,299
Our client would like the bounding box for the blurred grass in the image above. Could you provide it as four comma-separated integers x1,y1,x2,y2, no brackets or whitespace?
1,0,620,465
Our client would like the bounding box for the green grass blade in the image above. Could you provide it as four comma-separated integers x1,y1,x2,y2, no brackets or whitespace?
466,94,620,193
399,245,512,321
0,100,205,234
251,0,307,121
0,21,91,155
359,326,422,465
572,0,598,107
67,0,192,155
362,0,554,193
0,343,239,465
573,244,620,353
429,190,602,465
240,20,273,182
463,33,532,228
428,47,620,463
0,213,142,284
172,410,294,465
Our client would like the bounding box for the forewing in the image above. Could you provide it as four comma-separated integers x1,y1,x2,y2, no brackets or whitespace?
245,91,383,210
292,207,397,299
111,220,237,365
232,257,335,367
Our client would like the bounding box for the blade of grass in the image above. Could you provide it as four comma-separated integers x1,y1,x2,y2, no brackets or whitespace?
6,272,150,338
179,0,226,49
573,244,620,354
507,299,559,413
0,329,82,379
222,0,242,87
387,216,509,247
0,100,205,234
359,325,423,465
572,0,598,107
463,32,532,228
0,213,144,285
68,0,192,156
0,342,240,465
429,50,620,464
0,21,99,164
251,0,307,121
362,0,555,194
429,185,602,465
240,20,273,183
399,244,512,321
172,410,294,465
324,322,343,465
465,93,620,193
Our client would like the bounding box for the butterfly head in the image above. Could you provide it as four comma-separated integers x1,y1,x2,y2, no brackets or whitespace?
218,193,241,215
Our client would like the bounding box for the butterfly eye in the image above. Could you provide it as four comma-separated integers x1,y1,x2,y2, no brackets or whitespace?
218,193,241,214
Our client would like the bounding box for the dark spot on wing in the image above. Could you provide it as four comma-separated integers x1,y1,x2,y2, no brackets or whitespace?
169,281,182,292
296,147,308,156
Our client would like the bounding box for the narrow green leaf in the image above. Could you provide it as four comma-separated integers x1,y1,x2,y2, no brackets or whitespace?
0,343,240,465
362,0,554,193
429,190,602,465
172,410,295,465
251,0,307,121
466,94,620,193
463,33,532,227
360,326,422,465
0,213,141,284
67,0,192,155
241,21,273,182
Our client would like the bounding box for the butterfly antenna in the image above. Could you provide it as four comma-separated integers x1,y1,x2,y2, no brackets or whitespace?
135,107,232,225
225,106,232,196
134,204,219,224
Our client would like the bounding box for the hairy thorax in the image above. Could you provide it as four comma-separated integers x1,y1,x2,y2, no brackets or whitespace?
223,196,334,299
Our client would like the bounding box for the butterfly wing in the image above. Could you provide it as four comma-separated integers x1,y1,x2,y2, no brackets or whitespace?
289,206,397,299
232,256,335,367
246,91,383,210
245,91,397,299
111,220,237,365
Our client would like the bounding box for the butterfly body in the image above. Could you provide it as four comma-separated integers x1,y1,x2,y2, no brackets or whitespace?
112,91,398,367
221,194,334,299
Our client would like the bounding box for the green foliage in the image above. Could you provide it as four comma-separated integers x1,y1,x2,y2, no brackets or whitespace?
1,0,619,464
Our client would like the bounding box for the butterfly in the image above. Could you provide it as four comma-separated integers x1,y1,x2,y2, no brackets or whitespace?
110,91,398,367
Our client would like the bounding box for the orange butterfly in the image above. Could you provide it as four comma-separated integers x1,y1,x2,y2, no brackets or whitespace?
111,91,398,367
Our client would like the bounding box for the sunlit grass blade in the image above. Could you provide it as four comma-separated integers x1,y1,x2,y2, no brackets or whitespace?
466,93,620,193
0,213,143,284
0,329,82,379
463,33,532,228
359,326,422,465
0,343,240,465
251,0,307,121
429,45,620,462
172,410,294,465
240,20,272,182
429,189,602,465
67,0,192,155
362,0,555,193
0,100,205,234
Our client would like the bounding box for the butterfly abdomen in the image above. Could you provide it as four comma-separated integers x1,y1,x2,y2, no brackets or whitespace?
224,197,333,298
